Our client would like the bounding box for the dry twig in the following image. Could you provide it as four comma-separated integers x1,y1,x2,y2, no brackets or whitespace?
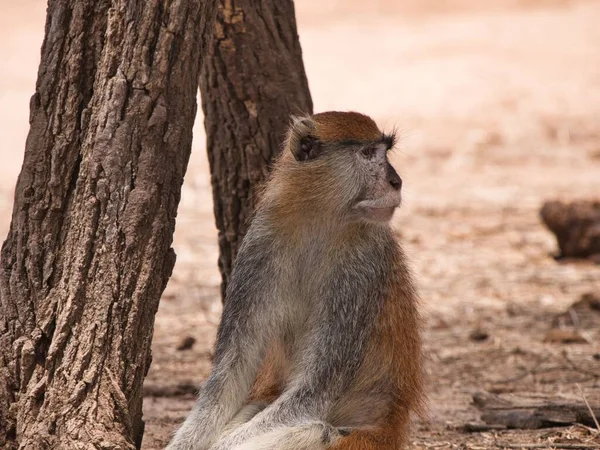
576,384,600,433
497,443,600,449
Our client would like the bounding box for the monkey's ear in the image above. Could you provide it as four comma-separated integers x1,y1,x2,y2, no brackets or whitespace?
294,135,322,161
287,115,322,161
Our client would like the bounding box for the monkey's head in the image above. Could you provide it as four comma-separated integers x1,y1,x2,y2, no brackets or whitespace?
269,111,402,225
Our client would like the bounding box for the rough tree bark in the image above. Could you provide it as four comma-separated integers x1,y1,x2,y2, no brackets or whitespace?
200,0,313,298
0,1,217,449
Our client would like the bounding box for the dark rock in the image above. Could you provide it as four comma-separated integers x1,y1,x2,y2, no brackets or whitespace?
176,336,196,351
540,200,600,261
469,328,490,342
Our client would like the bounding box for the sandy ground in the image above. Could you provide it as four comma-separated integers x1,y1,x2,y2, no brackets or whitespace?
1,1,600,449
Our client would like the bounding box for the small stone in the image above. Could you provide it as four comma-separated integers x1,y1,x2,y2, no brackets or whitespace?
176,336,196,351
469,329,489,342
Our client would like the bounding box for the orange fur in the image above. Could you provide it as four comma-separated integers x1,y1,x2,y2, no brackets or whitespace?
249,343,286,403
312,111,383,142
329,410,408,450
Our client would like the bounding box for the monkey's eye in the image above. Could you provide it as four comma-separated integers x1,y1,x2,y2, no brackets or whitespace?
300,137,313,153
360,146,377,159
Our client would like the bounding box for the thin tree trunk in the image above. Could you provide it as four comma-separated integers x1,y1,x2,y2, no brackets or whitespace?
0,1,217,449
200,0,313,299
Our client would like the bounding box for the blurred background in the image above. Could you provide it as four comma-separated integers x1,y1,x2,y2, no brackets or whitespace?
1,0,599,448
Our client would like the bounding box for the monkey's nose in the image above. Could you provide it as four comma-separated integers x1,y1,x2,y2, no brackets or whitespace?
388,172,402,191
386,163,402,191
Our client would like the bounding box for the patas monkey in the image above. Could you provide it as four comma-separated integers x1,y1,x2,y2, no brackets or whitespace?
167,111,424,450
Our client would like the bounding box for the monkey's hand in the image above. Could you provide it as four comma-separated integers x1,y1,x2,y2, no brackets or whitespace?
165,419,213,450
165,398,223,450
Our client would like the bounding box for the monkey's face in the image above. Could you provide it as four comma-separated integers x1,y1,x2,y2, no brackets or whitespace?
343,141,403,223
292,137,402,224
282,112,402,225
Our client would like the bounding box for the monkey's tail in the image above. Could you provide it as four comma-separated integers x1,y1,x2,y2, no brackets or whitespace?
231,422,348,450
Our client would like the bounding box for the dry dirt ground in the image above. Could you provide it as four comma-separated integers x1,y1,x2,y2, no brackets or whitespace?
1,1,600,449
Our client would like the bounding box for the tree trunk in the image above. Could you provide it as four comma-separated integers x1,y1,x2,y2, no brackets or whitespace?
0,1,217,449
200,0,313,299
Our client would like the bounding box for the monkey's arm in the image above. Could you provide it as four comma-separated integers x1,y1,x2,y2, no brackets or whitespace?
210,249,387,449
167,231,279,450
